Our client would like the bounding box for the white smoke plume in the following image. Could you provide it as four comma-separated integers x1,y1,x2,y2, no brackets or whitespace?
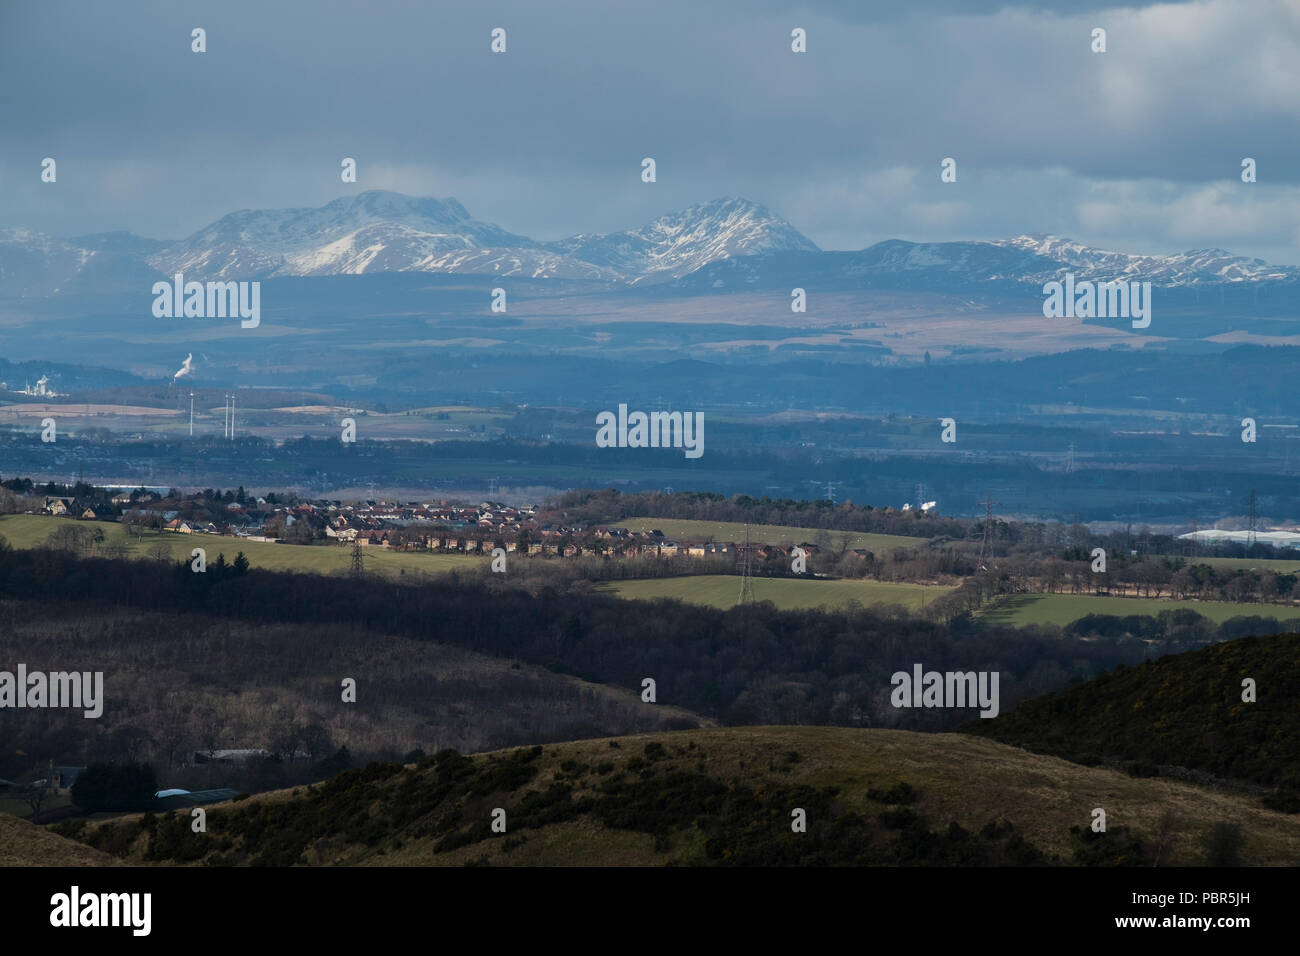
173,353,195,380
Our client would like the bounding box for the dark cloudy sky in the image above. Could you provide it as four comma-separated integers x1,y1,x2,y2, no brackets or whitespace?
2,0,1298,263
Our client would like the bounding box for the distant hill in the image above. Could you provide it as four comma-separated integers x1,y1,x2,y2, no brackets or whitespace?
55,727,1300,866
965,633,1300,802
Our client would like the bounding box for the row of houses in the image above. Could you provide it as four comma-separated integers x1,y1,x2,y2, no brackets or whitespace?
148,498,537,541
42,497,107,520
33,486,874,563
352,525,854,561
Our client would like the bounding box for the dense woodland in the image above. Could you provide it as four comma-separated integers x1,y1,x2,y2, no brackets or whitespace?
966,633,1300,804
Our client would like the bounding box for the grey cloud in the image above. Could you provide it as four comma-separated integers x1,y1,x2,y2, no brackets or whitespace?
0,0,1294,264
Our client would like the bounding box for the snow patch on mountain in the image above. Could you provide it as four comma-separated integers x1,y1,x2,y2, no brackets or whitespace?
989,235,1297,285
2,194,1297,298
543,197,820,284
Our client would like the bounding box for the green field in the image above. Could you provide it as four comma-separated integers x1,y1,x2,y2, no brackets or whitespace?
600,574,947,611
0,513,483,577
1188,556,1300,573
984,592,1300,628
618,517,929,552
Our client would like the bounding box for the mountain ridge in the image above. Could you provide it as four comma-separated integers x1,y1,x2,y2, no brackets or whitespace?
2,191,1296,297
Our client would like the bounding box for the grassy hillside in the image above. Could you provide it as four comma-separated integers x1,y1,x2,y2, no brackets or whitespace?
54,727,1300,867
984,592,1300,627
1,813,118,867
618,517,928,551
600,575,948,612
967,633,1300,799
0,513,482,577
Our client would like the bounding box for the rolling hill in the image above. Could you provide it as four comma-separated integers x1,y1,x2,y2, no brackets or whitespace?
50,726,1300,867
0,813,118,867
967,632,1300,799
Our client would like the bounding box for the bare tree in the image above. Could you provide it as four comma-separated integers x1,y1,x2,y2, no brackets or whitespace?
112,724,155,762
0,487,22,515
273,719,303,764
156,697,195,770
23,772,53,823
300,722,333,763
45,524,96,555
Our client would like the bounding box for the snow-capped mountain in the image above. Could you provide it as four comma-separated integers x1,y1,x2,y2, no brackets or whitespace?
674,234,1300,294
1,193,1296,298
844,236,1300,287
0,228,160,297
540,197,821,284
141,192,818,284
148,191,620,281
71,230,172,259
988,236,1295,285
0,192,818,294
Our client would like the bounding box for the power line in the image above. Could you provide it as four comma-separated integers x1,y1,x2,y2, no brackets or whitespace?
977,493,1001,568
737,522,755,605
